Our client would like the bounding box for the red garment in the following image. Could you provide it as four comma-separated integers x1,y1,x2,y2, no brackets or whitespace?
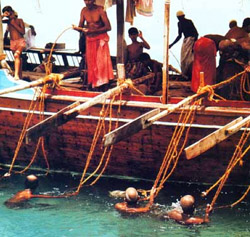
86,33,114,88
191,37,217,92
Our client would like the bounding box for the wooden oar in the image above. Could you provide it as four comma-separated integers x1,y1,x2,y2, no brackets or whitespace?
0,69,81,96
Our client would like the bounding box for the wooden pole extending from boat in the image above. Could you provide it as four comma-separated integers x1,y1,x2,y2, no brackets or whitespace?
25,73,154,142
103,90,208,147
103,70,246,147
0,69,81,96
184,117,244,160
162,0,170,104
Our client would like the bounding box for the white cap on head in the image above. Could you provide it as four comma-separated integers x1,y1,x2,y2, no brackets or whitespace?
176,10,185,17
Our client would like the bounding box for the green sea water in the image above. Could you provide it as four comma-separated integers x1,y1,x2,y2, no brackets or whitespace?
0,171,249,237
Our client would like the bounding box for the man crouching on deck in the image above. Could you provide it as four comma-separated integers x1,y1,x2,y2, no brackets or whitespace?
73,0,114,91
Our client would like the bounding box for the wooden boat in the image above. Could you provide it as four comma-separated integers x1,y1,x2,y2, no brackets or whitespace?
0,1,249,187
0,67,249,185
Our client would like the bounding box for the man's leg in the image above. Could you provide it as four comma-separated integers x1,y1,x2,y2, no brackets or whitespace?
13,48,24,80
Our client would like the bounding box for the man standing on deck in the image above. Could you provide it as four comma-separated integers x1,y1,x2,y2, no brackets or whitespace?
169,11,198,79
73,0,114,91
1,6,25,80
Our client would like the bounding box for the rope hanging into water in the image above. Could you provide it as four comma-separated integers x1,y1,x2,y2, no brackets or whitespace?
3,85,50,177
202,121,250,209
140,67,250,205
152,100,199,197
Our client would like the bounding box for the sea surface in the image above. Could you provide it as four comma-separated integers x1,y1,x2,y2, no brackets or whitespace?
0,170,249,237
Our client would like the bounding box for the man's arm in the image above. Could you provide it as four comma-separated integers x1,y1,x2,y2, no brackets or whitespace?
185,204,212,225
72,9,87,33
169,23,182,48
138,31,150,49
115,188,155,214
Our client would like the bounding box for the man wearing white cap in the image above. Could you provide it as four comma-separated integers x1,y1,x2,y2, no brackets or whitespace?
169,10,198,79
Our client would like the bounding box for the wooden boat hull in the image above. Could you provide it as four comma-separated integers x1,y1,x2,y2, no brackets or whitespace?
0,86,249,185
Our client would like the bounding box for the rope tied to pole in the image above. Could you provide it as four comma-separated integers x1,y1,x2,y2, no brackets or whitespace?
117,78,145,96
42,73,64,88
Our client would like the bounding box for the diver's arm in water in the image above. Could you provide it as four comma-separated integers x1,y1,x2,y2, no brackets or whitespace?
115,188,155,214
167,204,212,225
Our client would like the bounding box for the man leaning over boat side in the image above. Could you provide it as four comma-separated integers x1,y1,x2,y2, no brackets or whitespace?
1,6,26,80
73,0,114,92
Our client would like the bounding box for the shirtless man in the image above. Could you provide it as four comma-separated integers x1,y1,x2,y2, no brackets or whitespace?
73,0,114,90
2,6,25,80
115,187,155,214
127,27,150,62
125,27,150,79
165,195,212,225
4,174,65,208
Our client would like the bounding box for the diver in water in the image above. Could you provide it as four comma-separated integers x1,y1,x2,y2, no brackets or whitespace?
115,187,155,214
4,174,65,208
164,194,212,225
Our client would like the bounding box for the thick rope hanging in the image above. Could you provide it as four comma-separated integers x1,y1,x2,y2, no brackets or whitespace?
202,121,250,209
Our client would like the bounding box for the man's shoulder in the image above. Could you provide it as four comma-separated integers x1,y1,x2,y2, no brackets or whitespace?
167,209,183,221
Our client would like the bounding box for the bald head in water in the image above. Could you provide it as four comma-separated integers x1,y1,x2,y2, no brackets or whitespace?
125,187,139,205
25,175,39,192
180,195,195,215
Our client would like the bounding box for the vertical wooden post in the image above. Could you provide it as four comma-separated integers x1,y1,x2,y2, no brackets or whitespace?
116,0,125,64
162,0,170,104
0,0,4,54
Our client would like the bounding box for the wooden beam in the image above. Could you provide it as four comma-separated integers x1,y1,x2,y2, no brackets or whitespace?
116,0,125,64
104,108,160,147
185,117,243,160
103,90,209,147
25,75,153,142
0,1,3,54
0,69,81,96
102,70,246,148
162,0,170,104
25,101,80,143
226,115,250,135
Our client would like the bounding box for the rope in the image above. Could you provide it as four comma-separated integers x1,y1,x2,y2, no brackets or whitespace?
71,92,123,194
118,78,145,96
202,121,250,209
151,100,200,197
45,26,72,74
215,185,250,210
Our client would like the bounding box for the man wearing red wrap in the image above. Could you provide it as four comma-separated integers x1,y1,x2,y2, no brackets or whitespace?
73,0,114,90
191,37,217,93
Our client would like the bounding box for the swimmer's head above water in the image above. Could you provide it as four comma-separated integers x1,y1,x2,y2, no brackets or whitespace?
180,195,195,215
125,187,139,205
25,174,39,192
